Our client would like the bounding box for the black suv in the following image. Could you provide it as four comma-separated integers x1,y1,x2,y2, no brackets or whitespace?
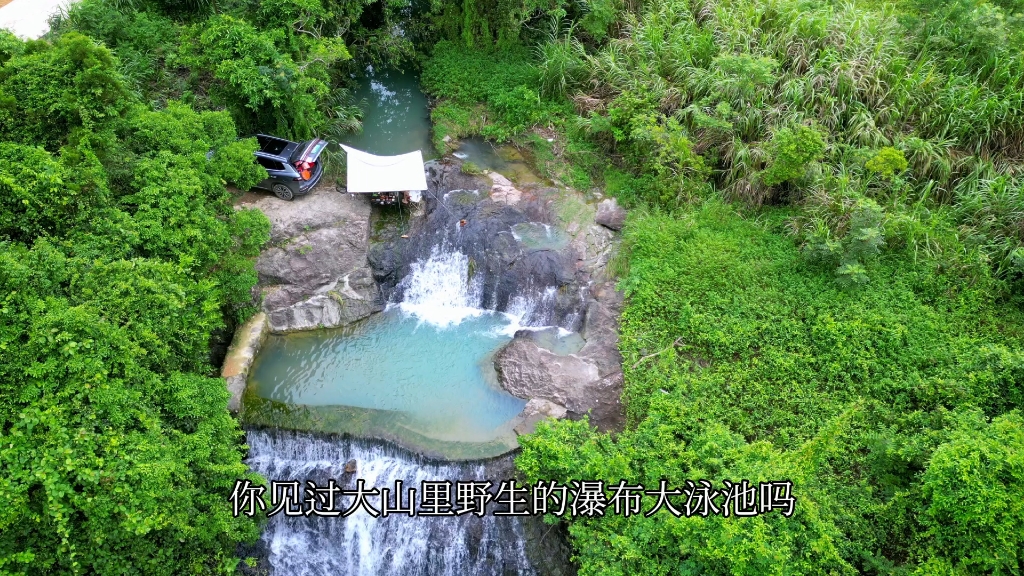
253,134,328,200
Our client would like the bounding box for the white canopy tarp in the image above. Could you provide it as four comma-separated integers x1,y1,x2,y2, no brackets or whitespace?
0,0,72,39
341,145,428,193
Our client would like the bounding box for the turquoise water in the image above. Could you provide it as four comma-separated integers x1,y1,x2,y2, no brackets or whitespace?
342,66,436,159
526,327,586,356
248,308,526,445
512,222,570,251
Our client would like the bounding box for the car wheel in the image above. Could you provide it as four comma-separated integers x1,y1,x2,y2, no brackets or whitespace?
272,184,295,201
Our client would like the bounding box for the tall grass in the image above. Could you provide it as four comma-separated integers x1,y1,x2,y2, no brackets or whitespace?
538,0,1024,289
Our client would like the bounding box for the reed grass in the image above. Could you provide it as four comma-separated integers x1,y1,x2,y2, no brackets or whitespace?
533,0,1024,289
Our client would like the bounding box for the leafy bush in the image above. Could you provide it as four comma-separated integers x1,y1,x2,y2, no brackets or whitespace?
422,41,561,144
0,31,269,573
866,147,909,180
761,124,827,187
519,201,1024,574
0,32,131,150
918,411,1024,573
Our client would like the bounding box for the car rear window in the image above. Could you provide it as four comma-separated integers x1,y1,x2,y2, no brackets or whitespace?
257,135,289,156
256,157,285,170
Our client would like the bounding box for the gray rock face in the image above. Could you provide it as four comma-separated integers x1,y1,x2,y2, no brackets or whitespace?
493,224,626,430
373,160,588,328
579,282,625,379
595,198,627,231
494,301,625,432
495,339,601,410
243,187,383,333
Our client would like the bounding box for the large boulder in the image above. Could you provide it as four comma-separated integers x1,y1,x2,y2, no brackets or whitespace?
241,186,383,333
261,268,380,332
595,198,627,231
495,338,601,408
245,185,367,244
494,335,624,431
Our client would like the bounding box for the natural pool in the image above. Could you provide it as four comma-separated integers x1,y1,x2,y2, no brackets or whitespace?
512,222,570,252
242,68,570,573
454,137,543,185
247,308,525,443
341,66,436,158
243,248,547,459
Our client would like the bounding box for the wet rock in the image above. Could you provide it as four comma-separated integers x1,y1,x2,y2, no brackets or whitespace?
521,515,578,576
513,327,586,356
569,224,617,285
489,171,522,205
579,282,625,378
244,186,383,333
595,198,626,231
262,268,381,332
494,278,626,431
495,339,599,412
375,160,587,325
344,459,357,474
221,313,269,413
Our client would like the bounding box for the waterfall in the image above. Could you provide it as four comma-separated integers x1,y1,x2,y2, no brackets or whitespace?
246,430,538,576
394,244,564,334
395,246,485,328
246,220,576,574
502,287,558,335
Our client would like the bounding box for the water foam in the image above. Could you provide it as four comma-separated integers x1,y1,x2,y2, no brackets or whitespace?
246,430,537,576
396,247,486,328
397,247,567,336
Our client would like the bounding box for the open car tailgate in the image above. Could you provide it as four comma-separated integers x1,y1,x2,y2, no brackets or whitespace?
294,138,328,164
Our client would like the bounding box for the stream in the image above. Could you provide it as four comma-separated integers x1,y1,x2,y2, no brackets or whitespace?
241,69,575,575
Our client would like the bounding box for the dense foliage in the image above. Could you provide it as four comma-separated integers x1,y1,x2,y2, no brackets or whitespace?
0,0,414,570
425,0,1024,293
53,0,384,140
519,202,1024,574
0,19,274,576
1,0,1021,571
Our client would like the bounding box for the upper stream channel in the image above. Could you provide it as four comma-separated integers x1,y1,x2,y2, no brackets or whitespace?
236,66,595,575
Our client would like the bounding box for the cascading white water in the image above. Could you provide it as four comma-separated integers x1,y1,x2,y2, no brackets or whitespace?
394,244,563,334
247,243,571,574
247,430,537,576
502,287,558,336
395,246,485,327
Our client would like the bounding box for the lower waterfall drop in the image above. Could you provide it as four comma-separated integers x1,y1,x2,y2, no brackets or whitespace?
246,430,538,576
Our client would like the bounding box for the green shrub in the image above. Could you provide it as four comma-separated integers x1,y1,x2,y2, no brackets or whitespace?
866,147,909,180
918,411,1024,573
761,124,827,187
518,201,1024,574
460,160,484,175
